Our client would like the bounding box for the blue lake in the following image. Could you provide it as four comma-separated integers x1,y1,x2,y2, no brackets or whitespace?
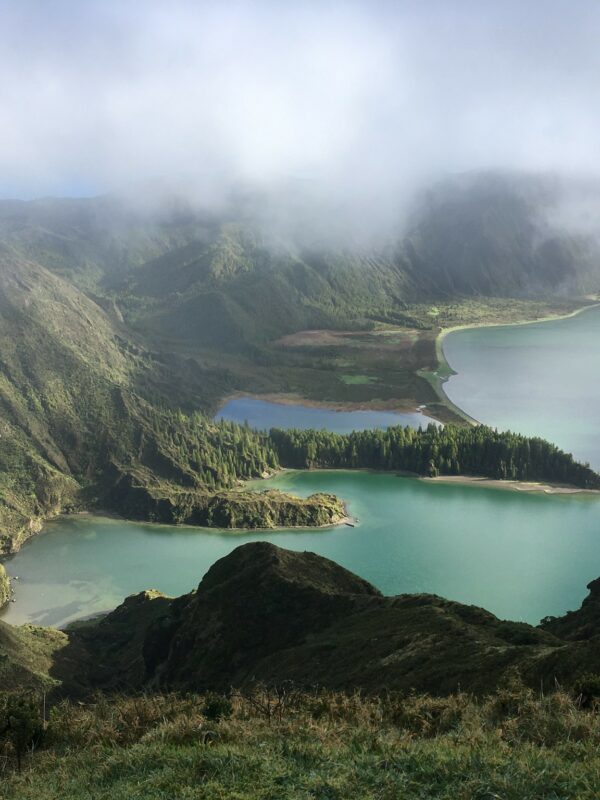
3,309,600,631
443,305,600,469
215,396,435,433
2,471,600,629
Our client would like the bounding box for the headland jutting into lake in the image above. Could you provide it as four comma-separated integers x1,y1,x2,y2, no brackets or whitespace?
3,302,600,630
3,470,600,629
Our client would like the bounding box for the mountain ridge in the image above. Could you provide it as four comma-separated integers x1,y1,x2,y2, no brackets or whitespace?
3,542,600,698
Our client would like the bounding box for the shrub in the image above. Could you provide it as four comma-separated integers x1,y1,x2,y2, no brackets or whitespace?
573,673,600,710
389,693,469,737
202,692,233,722
0,692,44,771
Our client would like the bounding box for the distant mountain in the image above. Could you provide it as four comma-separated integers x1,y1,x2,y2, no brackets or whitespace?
108,174,600,347
1,172,599,353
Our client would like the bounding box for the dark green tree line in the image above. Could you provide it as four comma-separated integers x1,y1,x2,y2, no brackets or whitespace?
268,424,600,489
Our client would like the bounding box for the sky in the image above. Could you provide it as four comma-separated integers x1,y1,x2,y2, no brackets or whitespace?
0,0,599,203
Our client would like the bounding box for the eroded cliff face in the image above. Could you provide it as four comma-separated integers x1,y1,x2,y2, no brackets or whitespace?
104,471,345,529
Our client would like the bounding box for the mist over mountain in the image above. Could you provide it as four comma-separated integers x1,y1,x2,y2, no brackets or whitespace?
2,1,600,210
0,167,598,552
2,170,599,332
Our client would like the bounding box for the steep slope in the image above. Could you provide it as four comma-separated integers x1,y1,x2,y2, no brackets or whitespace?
0,246,128,549
0,194,212,290
49,542,600,698
0,564,9,605
2,172,598,357
0,619,68,690
0,248,341,552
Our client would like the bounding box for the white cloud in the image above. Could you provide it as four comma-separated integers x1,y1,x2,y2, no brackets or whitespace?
0,0,599,204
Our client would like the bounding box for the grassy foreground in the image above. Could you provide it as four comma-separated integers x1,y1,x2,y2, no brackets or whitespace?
3,684,600,799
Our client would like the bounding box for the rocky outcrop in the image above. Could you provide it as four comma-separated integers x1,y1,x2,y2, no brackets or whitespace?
105,470,345,529
0,619,68,691
540,577,600,641
49,543,600,698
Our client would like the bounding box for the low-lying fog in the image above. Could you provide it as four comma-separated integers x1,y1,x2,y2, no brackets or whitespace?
1,1,600,233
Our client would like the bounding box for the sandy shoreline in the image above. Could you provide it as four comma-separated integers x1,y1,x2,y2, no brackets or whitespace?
435,301,600,380
437,299,600,349
47,506,355,533
257,466,600,498
421,474,600,495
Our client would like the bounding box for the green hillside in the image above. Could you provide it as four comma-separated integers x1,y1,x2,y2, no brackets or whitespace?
0,249,340,552
0,171,598,551
3,544,600,797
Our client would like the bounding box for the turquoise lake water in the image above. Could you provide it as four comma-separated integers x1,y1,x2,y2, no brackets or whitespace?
2,470,599,628
3,307,600,629
443,305,600,469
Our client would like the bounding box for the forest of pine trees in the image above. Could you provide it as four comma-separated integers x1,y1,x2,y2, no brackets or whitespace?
142,410,280,489
268,424,600,489
141,410,600,493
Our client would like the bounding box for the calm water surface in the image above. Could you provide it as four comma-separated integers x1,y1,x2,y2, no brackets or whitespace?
443,305,600,469
4,310,600,630
216,397,435,433
2,470,599,628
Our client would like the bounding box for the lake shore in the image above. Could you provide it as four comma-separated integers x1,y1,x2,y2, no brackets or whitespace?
46,506,356,534
255,466,600,498
437,299,600,348
428,299,600,425
421,474,600,495
5,468,600,629
0,499,355,571
214,390,428,417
